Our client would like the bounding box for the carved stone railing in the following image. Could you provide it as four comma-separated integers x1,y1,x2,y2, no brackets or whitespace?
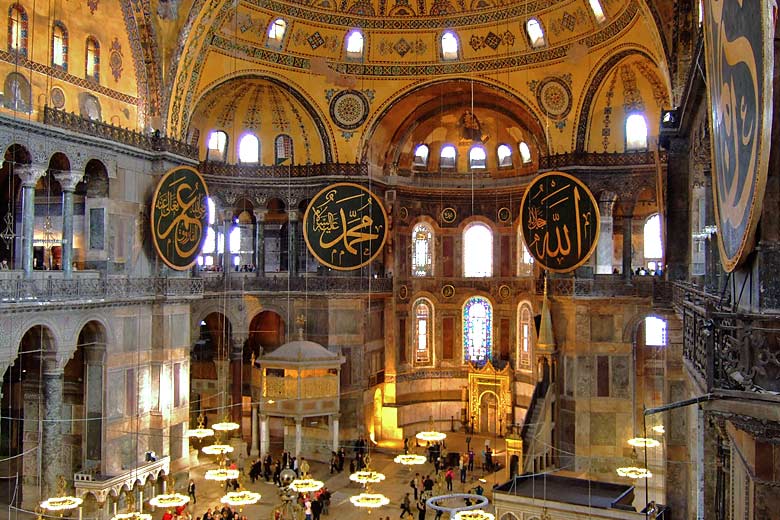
74,456,169,503
539,150,666,169
0,276,203,303
200,161,368,178
201,274,392,293
530,275,667,299
43,106,198,159
675,282,780,394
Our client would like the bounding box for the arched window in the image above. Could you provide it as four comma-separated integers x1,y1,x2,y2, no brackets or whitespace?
413,144,429,168
441,31,458,60
198,197,217,267
346,30,364,58
8,4,27,56
589,0,606,23
463,223,492,277
517,303,533,369
497,144,513,167
440,144,456,169
463,296,492,365
238,134,260,163
626,113,648,150
698,0,704,25
414,299,433,365
517,228,534,276
645,316,667,347
51,21,68,70
275,135,293,164
267,18,287,46
411,222,433,277
207,130,228,162
644,213,662,268
518,141,532,163
469,145,486,169
526,18,545,48
85,36,99,82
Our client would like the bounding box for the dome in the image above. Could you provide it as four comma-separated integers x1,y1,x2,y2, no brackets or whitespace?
261,336,343,367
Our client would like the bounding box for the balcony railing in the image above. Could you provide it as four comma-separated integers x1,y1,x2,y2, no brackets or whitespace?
200,161,368,178
539,150,665,169
0,276,203,303
675,282,780,394
43,107,198,159
201,274,392,293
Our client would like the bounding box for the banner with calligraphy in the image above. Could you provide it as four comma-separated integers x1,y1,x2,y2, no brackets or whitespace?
519,171,600,273
303,183,388,271
150,166,209,270
703,0,773,272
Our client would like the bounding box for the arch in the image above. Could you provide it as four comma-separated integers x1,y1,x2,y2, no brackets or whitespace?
274,134,294,165
79,159,109,197
345,29,364,57
248,310,286,356
412,297,434,366
238,133,260,163
463,221,493,277
516,301,534,369
500,512,519,520
463,295,493,365
411,221,434,277
440,30,459,60
85,36,100,82
51,20,68,70
7,3,28,56
477,390,499,433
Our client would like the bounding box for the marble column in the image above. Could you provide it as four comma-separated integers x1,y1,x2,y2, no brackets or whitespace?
54,170,84,278
331,414,340,452
622,215,633,282
222,215,232,274
294,417,302,458
260,414,270,458
230,335,246,429
250,406,259,456
42,361,64,495
214,358,230,411
15,164,46,277
288,210,298,276
596,197,615,274
254,210,266,276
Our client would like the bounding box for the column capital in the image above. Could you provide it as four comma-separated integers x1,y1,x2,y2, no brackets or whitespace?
15,163,47,187
254,210,268,222
53,170,84,192
288,210,299,222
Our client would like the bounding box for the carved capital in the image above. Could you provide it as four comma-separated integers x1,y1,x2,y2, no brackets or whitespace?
288,210,299,222
15,163,47,188
254,210,268,222
54,170,85,192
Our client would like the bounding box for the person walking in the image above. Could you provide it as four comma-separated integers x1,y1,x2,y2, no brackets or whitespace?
410,473,419,500
400,493,413,519
445,468,453,491
311,497,323,520
416,499,426,520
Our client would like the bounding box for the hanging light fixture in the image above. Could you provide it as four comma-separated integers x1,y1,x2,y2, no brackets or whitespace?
349,469,386,485
393,454,427,466
289,478,325,494
349,492,390,509
453,510,495,520
111,514,152,520
651,425,665,434
616,466,653,479
188,413,215,439
221,490,261,508
416,416,446,443
205,467,241,481
212,420,240,432
149,477,190,509
40,476,83,512
627,437,661,448
202,443,234,455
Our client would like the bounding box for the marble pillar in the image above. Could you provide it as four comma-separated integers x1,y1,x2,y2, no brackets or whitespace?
54,170,84,278
331,414,340,452
622,215,633,282
223,217,232,273
596,197,615,274
230,335,246,429
250,406,259,456
255,210,266,276
288,210,298,276
294,418,302,458
42,364,64,495
260,414,270,457
15,164,46,277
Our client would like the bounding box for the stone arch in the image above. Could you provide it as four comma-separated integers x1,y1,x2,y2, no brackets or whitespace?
249,310,286,357
77,159,109,198
499,512,519,520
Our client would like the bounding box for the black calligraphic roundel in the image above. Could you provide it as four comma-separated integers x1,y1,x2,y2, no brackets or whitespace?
519,171,600,273
303,183,388,271
703,0,773,272
150,166,210,270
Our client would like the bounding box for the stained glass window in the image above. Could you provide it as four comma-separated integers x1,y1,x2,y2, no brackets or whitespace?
517,303,533,368
411,223,433,277
463,296,492,365
415,299,433,364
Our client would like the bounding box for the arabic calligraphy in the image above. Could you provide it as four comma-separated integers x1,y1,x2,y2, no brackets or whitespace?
303,183,388,270
703,0,772,271
151,167,209,270
519,171,600,273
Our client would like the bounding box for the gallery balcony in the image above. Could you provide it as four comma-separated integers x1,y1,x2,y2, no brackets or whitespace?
200,272,392,294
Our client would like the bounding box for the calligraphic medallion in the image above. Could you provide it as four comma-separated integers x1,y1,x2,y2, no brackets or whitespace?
519,171,599,273
441,207,457,224
303,183,388,271
150,166,209,270
703,0,773,272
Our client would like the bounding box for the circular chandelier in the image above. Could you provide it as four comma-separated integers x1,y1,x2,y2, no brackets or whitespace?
202,444,234,455
627,437,661,448
220,490,261,508
349,470,386,485
212,421,240,432
453,510,495,520
188,427,215,439
205,468,240,481
415,431,447,442
149,493,190,509
111,513,152,520
40,496,83,512
651,425,665,434
350,493,390,509
616,466,653,479
289,479,325,493
394,454,427,466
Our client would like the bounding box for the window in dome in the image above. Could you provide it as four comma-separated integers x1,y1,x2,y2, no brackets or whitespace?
413,144,429,168
275,135,293,164
463,223,493,277
85,37,99,82
8,4,27,56
198,197,217,266
645,316,667,346
346,30,364,58
698,0,704,25
589,0,606,23
497,144,513,167
411,222,433,277
207,130,228,162
267,18,287,45
469,145,487,169
526,18,545,48
414,299,433,365
441,31,459,60
238,134,260,163
644,213,663,261
625,113,648,150
518,141,532,163
517,303,533,368
440,144,456,169
51,21,68,70
463,296,492,365
517,228,534,276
